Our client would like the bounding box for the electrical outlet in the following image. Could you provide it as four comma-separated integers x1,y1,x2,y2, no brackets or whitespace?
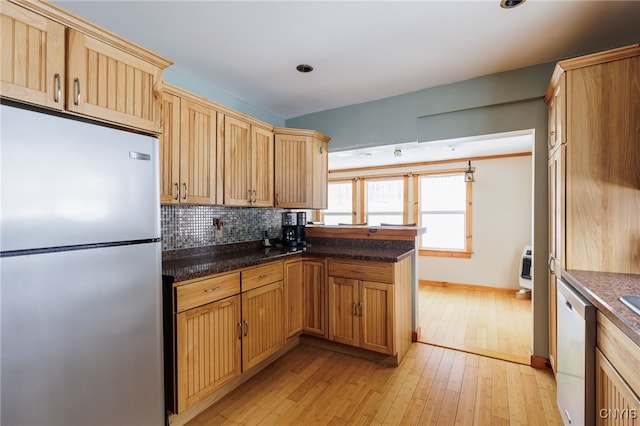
215,228,223,239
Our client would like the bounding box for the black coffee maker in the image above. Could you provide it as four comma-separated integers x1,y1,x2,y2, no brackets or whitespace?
282,212,307,247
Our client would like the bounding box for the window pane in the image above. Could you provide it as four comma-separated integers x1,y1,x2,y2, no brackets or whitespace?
420,175,465,211
366,179,404,226
327,182,352,212
421,213,465,250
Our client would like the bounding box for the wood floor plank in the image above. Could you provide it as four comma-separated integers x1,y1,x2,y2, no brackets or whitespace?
419,284,532,364
184,341,563,426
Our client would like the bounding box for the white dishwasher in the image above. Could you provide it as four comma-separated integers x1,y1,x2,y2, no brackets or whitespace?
556,278,596,426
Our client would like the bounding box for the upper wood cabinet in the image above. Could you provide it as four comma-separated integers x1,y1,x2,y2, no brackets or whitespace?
545,44,640,275
160,84,218,205
1,0,172,133
1,2,65,110
223,116,274,207
274,128,330,209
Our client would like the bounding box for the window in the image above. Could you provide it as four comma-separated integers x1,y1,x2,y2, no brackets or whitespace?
365,177,405,226
418,173,472,257
322,181,354,225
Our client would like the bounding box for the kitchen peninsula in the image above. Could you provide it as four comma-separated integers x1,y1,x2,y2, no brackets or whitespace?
162,225,423,425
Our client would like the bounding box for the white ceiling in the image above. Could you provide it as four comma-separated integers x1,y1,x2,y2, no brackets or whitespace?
53,0,640,121
328,130,533,170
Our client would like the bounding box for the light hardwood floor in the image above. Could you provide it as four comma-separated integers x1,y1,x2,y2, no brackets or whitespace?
418,283,532,365
187,341,562,425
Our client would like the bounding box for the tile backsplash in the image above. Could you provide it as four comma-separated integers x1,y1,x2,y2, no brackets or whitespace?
161,205,285,251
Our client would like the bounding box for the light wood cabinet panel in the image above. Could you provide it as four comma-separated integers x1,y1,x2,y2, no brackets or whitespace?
160,84,217,205
547,145,564,374
176,295,241,413
547,74,565,152
241,281,284,371
180,98,217,204
328,259,394,283
328,275,394,355
360,280,394,354
302,259,327,338
175,272,240,313
328,276,359,347
274,128,330,209
284,259,304,340
546,45,640,276
1,2,65,110
160,91,181,203
66,29,163,133
596,349,640,425
223,116,274,207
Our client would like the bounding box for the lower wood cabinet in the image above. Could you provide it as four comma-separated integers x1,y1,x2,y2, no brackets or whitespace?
175,274,241,413
595,312,640,425
241,280,284,371
327,257,412,361
302,258,328,338
284,258,304,340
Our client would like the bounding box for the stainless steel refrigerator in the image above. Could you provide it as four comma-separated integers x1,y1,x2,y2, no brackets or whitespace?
0,104,165,425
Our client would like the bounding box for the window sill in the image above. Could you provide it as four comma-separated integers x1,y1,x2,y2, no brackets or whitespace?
419,249,472,259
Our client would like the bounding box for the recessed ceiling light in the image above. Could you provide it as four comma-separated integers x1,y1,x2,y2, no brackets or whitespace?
296,64,314,73
500,0,526,8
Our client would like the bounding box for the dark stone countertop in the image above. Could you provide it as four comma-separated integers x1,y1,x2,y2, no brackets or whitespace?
562,269,640,347
163,239,415,283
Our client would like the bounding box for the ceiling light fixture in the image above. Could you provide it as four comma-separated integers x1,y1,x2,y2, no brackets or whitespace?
500,0,526,8
296,64,314,73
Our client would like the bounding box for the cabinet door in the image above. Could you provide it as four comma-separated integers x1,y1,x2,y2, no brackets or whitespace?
302,259,327,338
176,295,241,413
159,91,181,204
251,126,274,207
328,276,359,347
547,76,565,152
1,2,65,110
311,137,329,209
241,281,284,371
66,30,162,133
360,281,394,355
596,349,640,425
284,259,304,339
179,98,217,204
548,149,561,373
274,134,311,208
224,116,252,206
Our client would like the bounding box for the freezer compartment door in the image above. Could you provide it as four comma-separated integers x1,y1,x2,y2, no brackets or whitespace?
0,243,164,426
0,104,160,252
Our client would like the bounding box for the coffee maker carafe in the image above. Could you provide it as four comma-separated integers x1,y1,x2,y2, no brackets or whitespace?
295,212,306,247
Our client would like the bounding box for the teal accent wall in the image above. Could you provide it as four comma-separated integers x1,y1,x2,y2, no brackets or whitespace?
164,68,285,127
286,61,557,360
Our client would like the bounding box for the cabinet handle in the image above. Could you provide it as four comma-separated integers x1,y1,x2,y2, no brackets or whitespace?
243,320,248,336
275,193,279,207
252,190,257,203
73,78,81,105
237,322,243,339
182,183,187,200
173,183,179,201
351,270,364,275
247,189,252,203
548,255,555,274
358,302,363,317
204,286,222,293
54,73,61,103
352,301,358,316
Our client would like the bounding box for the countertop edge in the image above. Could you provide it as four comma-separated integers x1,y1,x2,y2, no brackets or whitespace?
561,269,640,348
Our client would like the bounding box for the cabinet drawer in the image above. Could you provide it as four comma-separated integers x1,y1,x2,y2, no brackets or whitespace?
328,259,394,283
242,261,284,292
597,311,640,397
176,272,240,312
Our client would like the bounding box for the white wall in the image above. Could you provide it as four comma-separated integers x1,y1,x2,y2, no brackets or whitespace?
418,155,533,289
